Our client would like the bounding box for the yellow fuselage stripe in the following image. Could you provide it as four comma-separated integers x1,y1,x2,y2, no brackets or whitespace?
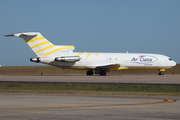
31,41,50,49
42,46,74,57
108,67,170,71
160,69,165,71
27,37,45,43
77,52,83,56
35,45,56,54
95,53,100,57
85,53,92,60
68,67,170,71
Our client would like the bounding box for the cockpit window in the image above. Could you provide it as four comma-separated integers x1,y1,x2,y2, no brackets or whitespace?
169,58,172,61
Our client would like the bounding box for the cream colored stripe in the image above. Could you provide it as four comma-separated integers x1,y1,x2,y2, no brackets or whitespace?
35,45,56,54
95,53,100,57
42,46,74,57
77,52,83,56
27,37,45,43
85,53,92,60
31,41,50,49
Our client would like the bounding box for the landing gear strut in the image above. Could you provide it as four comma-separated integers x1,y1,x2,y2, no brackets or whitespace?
158,71,164,75
86,70,93,76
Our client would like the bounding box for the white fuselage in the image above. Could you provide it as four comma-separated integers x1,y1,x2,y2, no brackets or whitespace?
40,52,176,71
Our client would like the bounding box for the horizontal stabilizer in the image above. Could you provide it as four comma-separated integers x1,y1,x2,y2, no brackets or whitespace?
5,33,37,38
4,34,15,37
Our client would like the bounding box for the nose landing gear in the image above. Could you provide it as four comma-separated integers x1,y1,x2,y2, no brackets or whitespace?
159,71,164,75
158,69,165,75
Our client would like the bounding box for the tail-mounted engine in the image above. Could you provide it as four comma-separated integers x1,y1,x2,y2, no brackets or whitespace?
30,57,40,62
30,56,81,63
55,56,80,62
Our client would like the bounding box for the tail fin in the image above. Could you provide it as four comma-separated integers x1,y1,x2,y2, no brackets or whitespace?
5,32,74,57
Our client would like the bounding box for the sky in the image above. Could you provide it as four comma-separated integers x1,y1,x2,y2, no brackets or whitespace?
0,0,180,66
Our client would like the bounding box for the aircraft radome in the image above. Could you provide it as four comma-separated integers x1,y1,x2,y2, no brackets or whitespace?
5,32,176,76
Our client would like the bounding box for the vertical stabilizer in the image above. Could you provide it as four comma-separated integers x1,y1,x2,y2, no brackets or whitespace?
5,32,75,57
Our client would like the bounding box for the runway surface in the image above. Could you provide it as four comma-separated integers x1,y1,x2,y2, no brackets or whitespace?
0,93,179,120
0,75,180,84
0,75,180,119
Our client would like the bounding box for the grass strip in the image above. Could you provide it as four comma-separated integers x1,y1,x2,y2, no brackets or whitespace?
0,83,180,96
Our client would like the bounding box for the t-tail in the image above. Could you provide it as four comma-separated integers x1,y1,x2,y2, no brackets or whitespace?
5,32,75,57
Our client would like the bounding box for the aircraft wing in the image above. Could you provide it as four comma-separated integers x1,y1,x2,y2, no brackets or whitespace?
84,63,120,69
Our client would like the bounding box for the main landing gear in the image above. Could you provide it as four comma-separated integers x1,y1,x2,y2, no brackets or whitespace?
86,70,93,75
86,69,107,76
99,70,106,76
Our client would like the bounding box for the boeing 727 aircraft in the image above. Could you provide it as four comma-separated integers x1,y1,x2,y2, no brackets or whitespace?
5,32,176,75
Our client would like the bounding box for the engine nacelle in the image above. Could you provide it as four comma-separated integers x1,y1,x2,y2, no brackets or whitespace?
30,57,54,63
30,57,40,62
55,56,80,62
30,56,80,63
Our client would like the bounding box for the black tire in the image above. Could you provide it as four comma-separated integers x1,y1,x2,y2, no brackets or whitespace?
100,70,106,76
158,72,164,75
87,70,93,75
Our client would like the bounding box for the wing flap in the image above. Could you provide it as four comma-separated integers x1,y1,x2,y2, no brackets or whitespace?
84,63,120,69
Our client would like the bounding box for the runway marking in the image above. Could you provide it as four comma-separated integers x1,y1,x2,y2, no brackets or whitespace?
0,96,176,111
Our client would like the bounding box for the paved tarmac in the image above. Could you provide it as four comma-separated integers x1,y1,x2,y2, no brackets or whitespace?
0,75,180,84
0,75,180,119
0,93,179,120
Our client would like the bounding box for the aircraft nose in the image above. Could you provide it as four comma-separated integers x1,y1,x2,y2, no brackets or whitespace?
168,58,176,67
172,61,176,67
